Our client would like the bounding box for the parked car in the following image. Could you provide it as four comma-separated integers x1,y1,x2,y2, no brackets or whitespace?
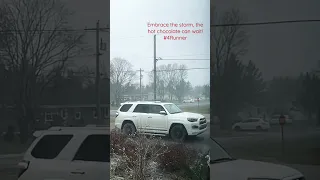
183,99,195,103
208,137,305,179
232,118,270,131
17,125,110,180
270,114,293,125
114,101,207,141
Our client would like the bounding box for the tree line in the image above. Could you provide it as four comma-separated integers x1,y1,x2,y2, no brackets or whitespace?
0,0,89,143
211,7,320,129
110,58,210,106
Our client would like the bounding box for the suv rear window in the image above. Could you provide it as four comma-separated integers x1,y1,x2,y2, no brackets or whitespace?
73,135,110,162
120,104,133,112
31,135,73,159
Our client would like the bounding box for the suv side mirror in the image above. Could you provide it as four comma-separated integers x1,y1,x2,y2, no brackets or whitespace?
159,111,167,115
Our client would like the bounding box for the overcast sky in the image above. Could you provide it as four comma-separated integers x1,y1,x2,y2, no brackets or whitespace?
65,0,320,84
215,0,320,80
110,0,210,87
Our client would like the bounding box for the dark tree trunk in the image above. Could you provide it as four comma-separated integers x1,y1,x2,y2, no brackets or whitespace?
18,117,29,144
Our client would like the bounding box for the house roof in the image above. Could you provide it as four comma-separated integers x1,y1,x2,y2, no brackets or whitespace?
40,104,109,108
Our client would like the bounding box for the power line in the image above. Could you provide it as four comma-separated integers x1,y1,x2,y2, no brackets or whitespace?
155,67,210,72
212,19,320,27
110,53,210,59
160,58,210,61
0,27,109,33
113,67,210,73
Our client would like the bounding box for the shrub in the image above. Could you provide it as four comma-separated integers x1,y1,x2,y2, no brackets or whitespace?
111,131,168,180
157,143,197,173
184,153,210,180
110,128,128,154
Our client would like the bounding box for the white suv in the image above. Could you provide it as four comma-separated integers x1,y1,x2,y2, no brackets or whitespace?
17,125,110,180
114,101,207,141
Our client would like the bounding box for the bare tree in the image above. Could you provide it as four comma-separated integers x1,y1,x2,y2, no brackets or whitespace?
211,7,249,76
149,63,188,101
0,0,85,143
110,58,136,105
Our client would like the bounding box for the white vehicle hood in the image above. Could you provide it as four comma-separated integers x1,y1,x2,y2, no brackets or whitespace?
211,159,303,180
170,112,204,119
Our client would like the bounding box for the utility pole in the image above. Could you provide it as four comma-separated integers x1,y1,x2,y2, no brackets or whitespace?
83,21,108,124
138,68,144,100
153,35,157,101
95,20,101,124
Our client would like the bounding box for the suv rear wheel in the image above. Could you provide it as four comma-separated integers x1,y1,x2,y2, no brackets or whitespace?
122,122,136,135
170,124,187,142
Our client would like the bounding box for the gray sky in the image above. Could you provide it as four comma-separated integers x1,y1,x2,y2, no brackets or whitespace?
64,0,320,84
64,0,110,75
215,0,320,80
110,0,210,87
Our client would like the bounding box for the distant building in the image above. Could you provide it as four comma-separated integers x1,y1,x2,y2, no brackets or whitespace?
0,104,110,132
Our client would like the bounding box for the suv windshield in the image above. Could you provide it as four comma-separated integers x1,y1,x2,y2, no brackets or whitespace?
163,104,182,114
209,137,234,163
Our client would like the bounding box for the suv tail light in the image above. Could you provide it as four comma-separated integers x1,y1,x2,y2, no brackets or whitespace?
17,160,30,178
115,112,119,118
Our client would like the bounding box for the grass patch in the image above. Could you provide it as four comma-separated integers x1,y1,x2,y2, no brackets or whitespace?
180,105,210,114
110,106,118,110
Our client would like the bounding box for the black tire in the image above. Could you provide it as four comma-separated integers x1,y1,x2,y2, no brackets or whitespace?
169,124,187,142
234,126,241,131
122,122,136,135
256,126,262,131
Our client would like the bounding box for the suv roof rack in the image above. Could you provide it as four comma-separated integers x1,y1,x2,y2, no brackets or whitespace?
123,100,162,103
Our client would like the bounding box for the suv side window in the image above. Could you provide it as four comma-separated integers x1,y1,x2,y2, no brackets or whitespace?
149,105,165,114
31,135,73,159
73,135,110,162
133,104,149,113
120,104,133,112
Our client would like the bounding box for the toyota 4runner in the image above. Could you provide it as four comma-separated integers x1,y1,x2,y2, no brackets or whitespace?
114,101,207,141
17,125,110,180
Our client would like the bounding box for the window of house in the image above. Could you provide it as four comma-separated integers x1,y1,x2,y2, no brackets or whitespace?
75,112,81,120
60,108,68,120
93,108,97,118
104,107,109,118
45,112,53,122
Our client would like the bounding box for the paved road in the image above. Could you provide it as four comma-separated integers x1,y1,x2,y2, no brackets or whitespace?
0,155,21,180
213,129,320,180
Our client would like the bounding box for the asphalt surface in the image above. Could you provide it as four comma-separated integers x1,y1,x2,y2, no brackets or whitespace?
213,127,320,180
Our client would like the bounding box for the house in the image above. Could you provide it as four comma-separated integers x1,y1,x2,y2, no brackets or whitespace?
0,104,110,132
38,104,110,127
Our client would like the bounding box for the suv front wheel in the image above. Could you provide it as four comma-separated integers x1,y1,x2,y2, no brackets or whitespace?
122,122,136,135
170,124,187,142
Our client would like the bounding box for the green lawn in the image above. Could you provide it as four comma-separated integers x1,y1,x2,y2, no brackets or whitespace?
180,105,210,114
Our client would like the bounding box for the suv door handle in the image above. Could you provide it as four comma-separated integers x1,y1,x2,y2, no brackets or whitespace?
148,117,152,118
132,116,137,117
71,171,85,175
